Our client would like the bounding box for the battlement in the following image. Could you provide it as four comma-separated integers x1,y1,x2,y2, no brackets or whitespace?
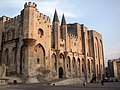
38,12,51,23
14,15,21,20
0,16,10,22
4,15,20,25
24,2,51,23
24,2,37,8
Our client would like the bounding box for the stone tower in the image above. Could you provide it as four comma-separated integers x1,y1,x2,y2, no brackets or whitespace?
0,2,105,83
60,14,68,51
52,10,60,49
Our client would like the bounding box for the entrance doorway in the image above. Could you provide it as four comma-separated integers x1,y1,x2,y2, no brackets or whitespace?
59,67,63,78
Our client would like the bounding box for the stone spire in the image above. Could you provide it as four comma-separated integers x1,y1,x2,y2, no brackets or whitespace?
61,14,66,25
53,9,59,22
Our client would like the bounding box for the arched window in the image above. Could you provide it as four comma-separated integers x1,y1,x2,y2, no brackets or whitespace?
67,56,71,72
38,28,44,38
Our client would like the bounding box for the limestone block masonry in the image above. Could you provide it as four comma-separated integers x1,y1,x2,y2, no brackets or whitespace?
0,2,105,83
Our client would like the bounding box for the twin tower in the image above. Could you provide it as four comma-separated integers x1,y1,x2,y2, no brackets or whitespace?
0,2,105,83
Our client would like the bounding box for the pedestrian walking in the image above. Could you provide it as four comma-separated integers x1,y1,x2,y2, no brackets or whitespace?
101,80,104,85
83,81,86,86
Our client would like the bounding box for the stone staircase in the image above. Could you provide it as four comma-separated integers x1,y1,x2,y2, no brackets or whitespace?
49,78,84,86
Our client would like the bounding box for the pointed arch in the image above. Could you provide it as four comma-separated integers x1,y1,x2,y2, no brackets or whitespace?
59,53,65,69
34,44,46,66
12,47,17,73
72,57,77,77
66,56,71,72
51,53,57,71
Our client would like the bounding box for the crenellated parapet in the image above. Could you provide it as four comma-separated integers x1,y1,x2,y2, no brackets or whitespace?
24,2,37,9
1,15,21,42
23,2,51,23
37,12,51,23
0,16,10,22
4,15,21,31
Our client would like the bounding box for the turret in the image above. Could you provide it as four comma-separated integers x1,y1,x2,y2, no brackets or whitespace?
53,9,59,22
22,2,37,40
22,2,38,76
61,14,66,25
24,2,37,9
52,10,60,49
60,14,68,50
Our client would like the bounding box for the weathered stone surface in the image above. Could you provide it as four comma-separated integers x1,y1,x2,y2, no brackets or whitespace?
0,2,105,83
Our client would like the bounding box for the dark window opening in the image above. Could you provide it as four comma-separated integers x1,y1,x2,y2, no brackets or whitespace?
82,64,84,72
37,58,40,64
38,28,44,38
67,64,68,68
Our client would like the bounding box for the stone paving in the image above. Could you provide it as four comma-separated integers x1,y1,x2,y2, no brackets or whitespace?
0,82,120,90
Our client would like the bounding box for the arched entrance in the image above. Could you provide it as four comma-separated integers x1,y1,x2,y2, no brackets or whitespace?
59,67,63,78
59,53,65,69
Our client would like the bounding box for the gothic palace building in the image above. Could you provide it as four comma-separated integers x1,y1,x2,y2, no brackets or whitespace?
0,2,105,82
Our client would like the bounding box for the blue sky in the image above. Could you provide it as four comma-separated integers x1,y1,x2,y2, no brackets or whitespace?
0,0,120,66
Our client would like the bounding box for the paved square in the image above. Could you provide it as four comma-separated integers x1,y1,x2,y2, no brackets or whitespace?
0,82,120,90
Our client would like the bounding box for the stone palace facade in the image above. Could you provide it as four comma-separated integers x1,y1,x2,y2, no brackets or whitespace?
0,2,105,82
